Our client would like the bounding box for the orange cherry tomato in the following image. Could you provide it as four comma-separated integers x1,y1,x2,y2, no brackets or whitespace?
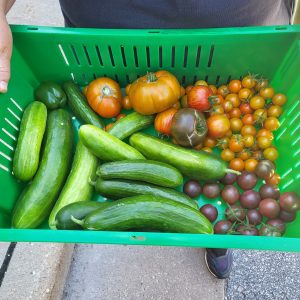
228,79,242,93
264,117,280,131
210,105,224,116
257,136,272,149
213,94,224,105
255,78,269,91
83,86,88,96
121,96,132,110
256,129,274,140
229,135,244,153
207,114,231,138
225,129,233,138
226,93,241,108
223,100,234,112
243,135,255,148
217,137,230,149
272,93,287,106
185,85,193,94
125,83,131,95
217,85,230,97
241,75,256,89
209,84,217,94
244,158,258,172
105,122,114,131
265,172,280,185
238,149,251,161
260,87,275,99
267,105,282,118
154,107,178,136
229,158,245,172
242,114,255,125
240,102,253,115
116,113,126,121
195,80,208,86
221,148,235,161
250,95,265,110
253,150,264,161
230,118,243,133
202,147,213,153
254,108,268,125
238,88,253,101
204,137,217,148
241,125,256,136
263,147,279,161
229,108,242,118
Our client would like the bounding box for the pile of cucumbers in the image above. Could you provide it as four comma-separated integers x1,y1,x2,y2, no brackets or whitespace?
11,80,237,235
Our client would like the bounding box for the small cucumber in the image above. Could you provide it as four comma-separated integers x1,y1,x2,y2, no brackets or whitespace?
48,140,98,229
108,112,154,140
13,101,47,181
79,124,145,161
63,81,104,128
97,160,183,187
94,178,198,209
55,201,104,230
78,195,213,234
130,133,239,181
12,109,73,229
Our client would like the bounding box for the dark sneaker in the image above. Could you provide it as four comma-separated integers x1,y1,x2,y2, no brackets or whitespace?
204,248,233,279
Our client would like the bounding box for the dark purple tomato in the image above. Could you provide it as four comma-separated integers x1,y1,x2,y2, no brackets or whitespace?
221,185,240,205
247,209,263,225
200,204,218,222
267,219,286,235
183,180,202,198
237,171,258,190
240,190,261,209
237,224,259,236
259,225,282,237
259,184,280,200
220,173,237,185
225,205,246,222
203,183,220,199
214,220,232,234
279,210,296,223
258,198,280,219
279,192,300,213
255,160,275,180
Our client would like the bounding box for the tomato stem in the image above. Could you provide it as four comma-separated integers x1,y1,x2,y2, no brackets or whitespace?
102,85,112,96
147,72,158,83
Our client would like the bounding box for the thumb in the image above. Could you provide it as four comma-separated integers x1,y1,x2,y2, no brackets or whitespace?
0,17,12,93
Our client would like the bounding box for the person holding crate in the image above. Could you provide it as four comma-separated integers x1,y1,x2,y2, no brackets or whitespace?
0,0,296,279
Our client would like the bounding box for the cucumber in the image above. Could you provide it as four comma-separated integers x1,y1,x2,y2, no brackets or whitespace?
13,101,47,181
63,81,104,129
12,109,73,229
130,133,239,181
97,160,182,187
48,140,98,229
55,201,104,230
79,124,145,161
94,178,198,209
108,112,154,140
78,195,213,234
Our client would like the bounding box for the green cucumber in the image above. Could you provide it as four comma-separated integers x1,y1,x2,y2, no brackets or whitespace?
79,124,145,161
55,201,104,230
48,140,98,229
12,109,73,229
13,101,47,181
77,195,212,234
63,81,104,128
97,160,183,187
94,178,198,209
130,133,239,181
108,112,154,140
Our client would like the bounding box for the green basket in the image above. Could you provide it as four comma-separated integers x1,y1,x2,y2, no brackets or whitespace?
0,25,299,251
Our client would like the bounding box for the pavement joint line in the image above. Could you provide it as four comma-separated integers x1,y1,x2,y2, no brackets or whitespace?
0,242,17,287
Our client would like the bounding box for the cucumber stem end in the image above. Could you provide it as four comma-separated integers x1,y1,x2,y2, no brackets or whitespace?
225,168,241,176
71,215,84,227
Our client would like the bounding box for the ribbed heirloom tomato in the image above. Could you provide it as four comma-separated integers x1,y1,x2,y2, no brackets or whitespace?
154,107,178,136
187,85,214,111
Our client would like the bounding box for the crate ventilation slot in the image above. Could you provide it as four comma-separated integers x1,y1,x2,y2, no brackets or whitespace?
146,46,151,68
183,46,188,68
120,46,127,67
171,46,175,68
108,46,115,67
207,46,214,67
95,46,103,66
133,46,139,67
159,46,163,68
83,46,92,66
71,45,81,65
216,75,220,85
195,46,201,67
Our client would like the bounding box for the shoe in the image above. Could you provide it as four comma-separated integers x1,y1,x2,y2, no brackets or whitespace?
204,248,233,279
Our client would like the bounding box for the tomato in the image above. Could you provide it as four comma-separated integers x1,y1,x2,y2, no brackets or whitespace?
180,86,185,97
194,143,203,150
260,87,275,99
228,80,242,93
202,146,213,153
83,86,88,96
226,93,240,108
254,108,268,125
272,93,287,106
263,147,278,161
154,107,178,136
238,88,253,101
241,125,256,136
242,114,255,125
105,122,114,131
207,114,231,138
250,95,265,110
266,173,280,185
204,137,217,148
187,85,214,111
238,149,251,160
229,158,245,171
173,101,181,109
243,135,255,148
257,136,272,149
223,100,234,112
230,118,243,133
210,105,224,115
86,77,122,118
240,102,253,115
256,128,274,140
121,96,132,110
225,129,233,138
253,150,264,161
213,95,224,105
217,137,230,149
255,78,269,91
180,95,188,108
217,85,230,97
116,113,126,121
195,80,208,86
242,75,256,89
125,84,131,95
229,108,241,118
185,85,193,93
267,105,282,117
229,135,244,153
129,70,181,115
264,117,280,131
221,148,235,161
245,158,258,172
209,85,217,94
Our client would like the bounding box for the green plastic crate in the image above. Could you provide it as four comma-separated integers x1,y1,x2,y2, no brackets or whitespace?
0,25,299,251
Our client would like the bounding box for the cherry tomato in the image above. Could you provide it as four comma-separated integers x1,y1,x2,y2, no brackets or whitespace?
223,100,233,112
272,93,287,106
125,84,131,95
243,135,255,148
121,96,132,110
187,85,213,111
240,102,253,115
203,137,217,148
229,108,242,118
264,117,280,131
116,113,126,121
250,95,265,110
83,86,88,96
229,135,244,153
241,125,256,136
226,93,241,108
254,108,268,125
263,147,279,161
202,146,213,153
242,75,256,89
105,122,114,131
242,114,255,125
195,80,208,86
245,158,258,172
217,137,230,149
229,158,245,172
255,78,269,91
266,173,280,185
217,85,230,97
180,95,188,108
180,86,185,97
260,87,275,99
207,114,231,138
185,85,193,93
208,84,217,94
225,129,233,138
221,148,235,161
238,149,251,160
228,80,242,93
257,136,272,149
257,129,274,140
267,105,283,118
211,105,225,116
230,118,243,133
238,88,253,101
253,150,264,161
213,95,224,105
